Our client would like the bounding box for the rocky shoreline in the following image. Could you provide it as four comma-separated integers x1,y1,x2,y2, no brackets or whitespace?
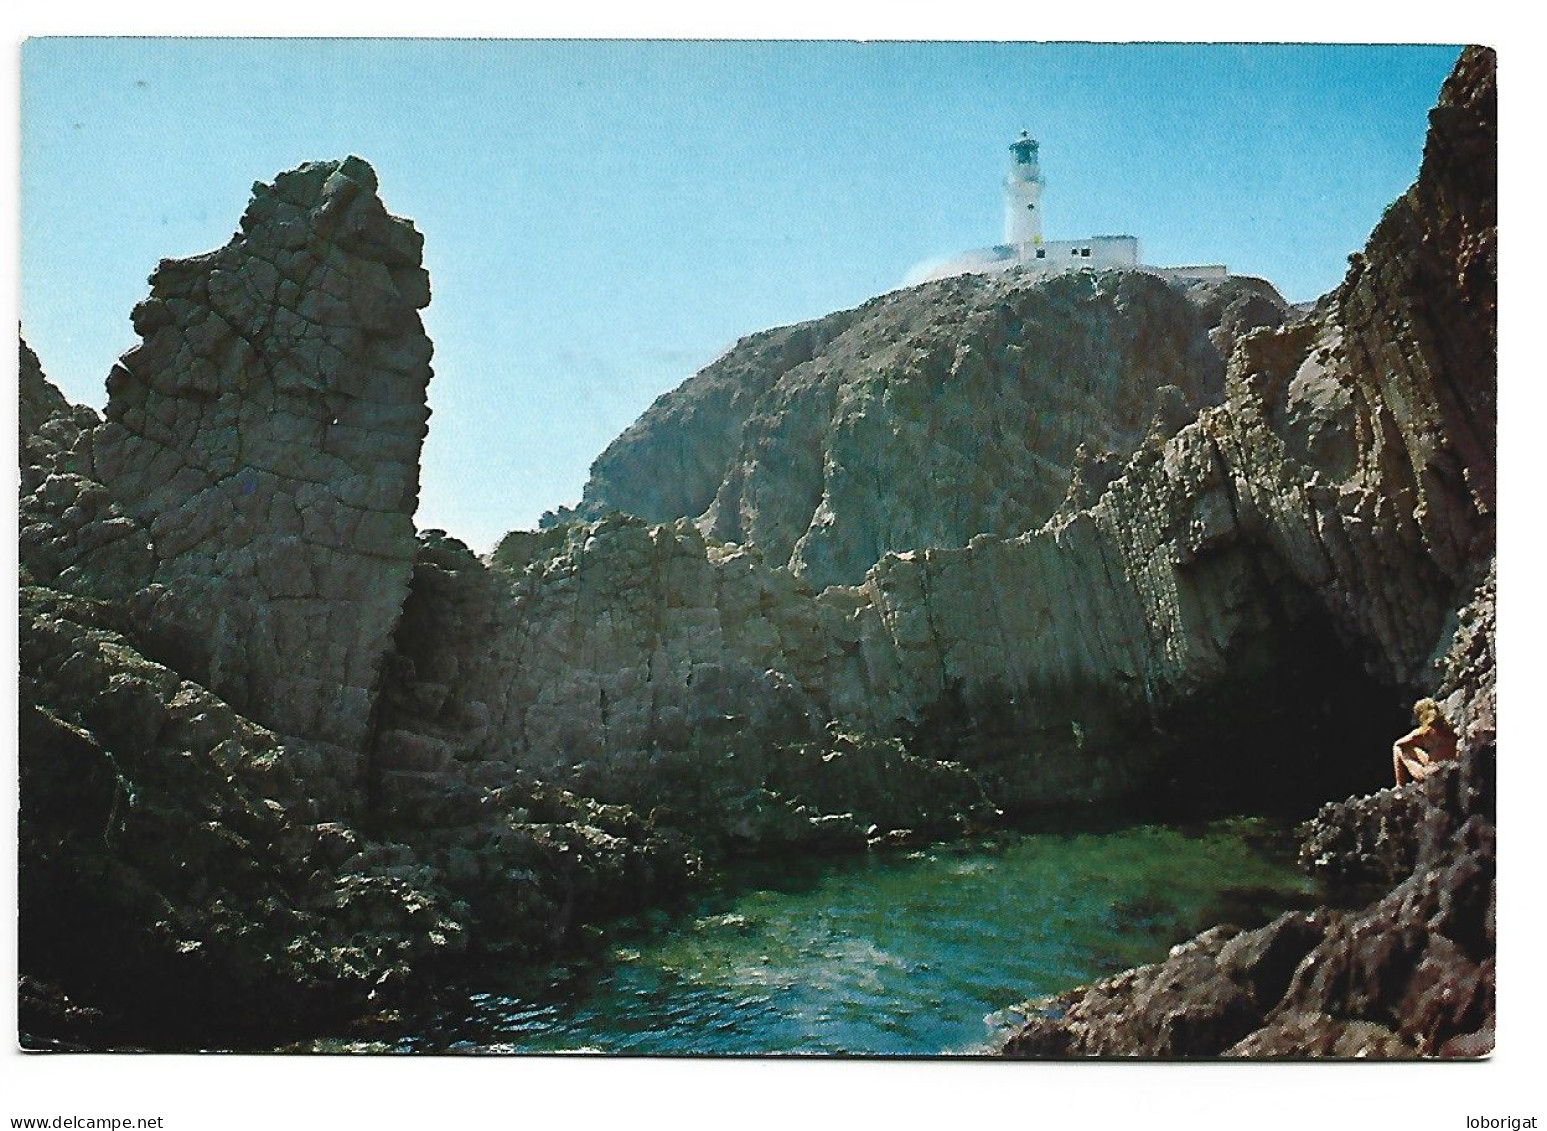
18,47,1494,1055
1000,744,1494,1057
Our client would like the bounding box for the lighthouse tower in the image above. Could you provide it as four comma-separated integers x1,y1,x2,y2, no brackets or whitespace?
902,131,1227,287
1003,130,1044,246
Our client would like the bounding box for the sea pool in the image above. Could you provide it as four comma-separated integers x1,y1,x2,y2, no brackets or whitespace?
399,815,1317,1055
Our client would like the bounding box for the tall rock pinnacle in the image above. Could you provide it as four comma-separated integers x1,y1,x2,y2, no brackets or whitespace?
91,156,435,752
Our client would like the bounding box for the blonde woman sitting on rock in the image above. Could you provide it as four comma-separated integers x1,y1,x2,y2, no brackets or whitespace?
1392,698,1458,786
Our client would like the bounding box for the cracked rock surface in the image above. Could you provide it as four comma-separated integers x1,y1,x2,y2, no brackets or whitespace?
571,269,1285,590
88,156,433,753
17,162,700,1049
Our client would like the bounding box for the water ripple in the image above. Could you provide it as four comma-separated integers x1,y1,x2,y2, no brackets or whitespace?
408,815,1314,1055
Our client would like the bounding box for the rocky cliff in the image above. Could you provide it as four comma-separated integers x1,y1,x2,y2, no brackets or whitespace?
438,193,1480,822
572,270,1284,590
997,44,1495,1058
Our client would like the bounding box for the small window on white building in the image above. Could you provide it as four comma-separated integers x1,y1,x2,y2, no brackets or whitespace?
1035,249,1046,259
1081,248,1091,257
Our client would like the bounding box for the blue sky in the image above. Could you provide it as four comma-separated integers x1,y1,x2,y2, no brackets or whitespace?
21,40,1462,551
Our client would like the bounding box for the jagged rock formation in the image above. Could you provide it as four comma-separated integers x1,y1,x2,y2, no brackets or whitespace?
1181,274,1291,361
18,581,467,1048
19,345,702,1048
19,339,154,601
84,156,433,754
573,271,1284,589
19,336,72,439
16,163,703,1048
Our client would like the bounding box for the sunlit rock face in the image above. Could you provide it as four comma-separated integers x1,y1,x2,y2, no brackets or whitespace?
87,156,434,752
574,269,1283,590
371,519,999,848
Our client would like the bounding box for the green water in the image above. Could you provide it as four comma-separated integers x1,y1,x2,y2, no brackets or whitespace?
408,816,1316,1055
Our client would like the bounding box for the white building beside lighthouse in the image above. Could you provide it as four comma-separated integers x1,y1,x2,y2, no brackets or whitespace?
905,131,1227,286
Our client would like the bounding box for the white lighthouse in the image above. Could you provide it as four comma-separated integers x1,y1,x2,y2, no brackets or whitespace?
1003,130,1045,246
903,131,1228,287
